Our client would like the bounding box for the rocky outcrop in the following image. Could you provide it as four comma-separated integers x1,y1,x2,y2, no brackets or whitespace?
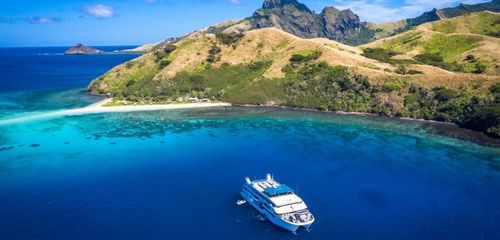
247,0,375,45
406,8,441,28
64,44,103,55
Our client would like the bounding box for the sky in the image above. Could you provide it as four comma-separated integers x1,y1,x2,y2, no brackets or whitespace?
0,0,491,47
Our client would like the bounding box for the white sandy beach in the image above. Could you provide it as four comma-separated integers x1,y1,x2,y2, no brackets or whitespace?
0,99,231,125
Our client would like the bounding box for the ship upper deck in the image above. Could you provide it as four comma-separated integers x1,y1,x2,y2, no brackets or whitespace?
250,178,305,209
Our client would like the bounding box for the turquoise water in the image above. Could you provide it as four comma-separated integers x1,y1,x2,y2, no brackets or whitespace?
1,47,500,239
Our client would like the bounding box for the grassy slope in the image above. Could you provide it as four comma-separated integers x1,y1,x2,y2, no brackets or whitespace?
362,12,500,76
90,28,393,95
89,24,500,137
432,11,500,36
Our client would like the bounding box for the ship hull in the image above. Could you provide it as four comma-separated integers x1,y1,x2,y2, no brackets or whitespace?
241,191,310,233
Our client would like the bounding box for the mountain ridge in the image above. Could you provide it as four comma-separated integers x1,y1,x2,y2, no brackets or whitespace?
128,0,499,52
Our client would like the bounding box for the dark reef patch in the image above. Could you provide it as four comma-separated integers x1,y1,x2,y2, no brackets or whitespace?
0,146,15,152
359,190,389,207
488,160,500,172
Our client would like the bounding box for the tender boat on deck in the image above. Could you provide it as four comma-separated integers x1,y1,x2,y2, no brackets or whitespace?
240,174,314,233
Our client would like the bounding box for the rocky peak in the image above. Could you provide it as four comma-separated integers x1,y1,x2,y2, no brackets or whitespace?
321,6,340,15
321,7,358,20
262,0,310,11
247,0,374,45
406,7,441,26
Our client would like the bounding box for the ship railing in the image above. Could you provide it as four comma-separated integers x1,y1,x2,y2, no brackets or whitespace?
280,209,314,224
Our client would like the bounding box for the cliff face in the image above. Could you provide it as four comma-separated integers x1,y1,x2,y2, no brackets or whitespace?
64,44,102,55
320,8,360,40
247,0,375,45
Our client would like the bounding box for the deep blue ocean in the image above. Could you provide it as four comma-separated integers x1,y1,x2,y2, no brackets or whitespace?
0,47,499,240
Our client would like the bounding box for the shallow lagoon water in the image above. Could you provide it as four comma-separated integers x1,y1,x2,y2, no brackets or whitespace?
0,107,499,240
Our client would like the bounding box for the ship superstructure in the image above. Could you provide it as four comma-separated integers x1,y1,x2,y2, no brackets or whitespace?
240,174,314,233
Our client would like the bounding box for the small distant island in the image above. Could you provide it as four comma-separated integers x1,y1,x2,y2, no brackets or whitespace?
64,43,103,55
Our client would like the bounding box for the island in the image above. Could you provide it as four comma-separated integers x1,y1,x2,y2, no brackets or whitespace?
64,43,103,55
88,0,500,138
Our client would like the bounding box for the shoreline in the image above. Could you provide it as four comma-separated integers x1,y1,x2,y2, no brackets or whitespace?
1,98,498,146
0,98,470,129
0,99,231,125
234,103,456,125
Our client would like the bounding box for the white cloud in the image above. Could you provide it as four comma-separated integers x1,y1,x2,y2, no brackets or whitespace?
228,0,240,4
145,0,157,3
84,4,114,19
25,16,61,24
332,0,491,23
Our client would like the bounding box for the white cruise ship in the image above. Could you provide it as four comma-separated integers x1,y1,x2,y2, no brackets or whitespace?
240,174,314,233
